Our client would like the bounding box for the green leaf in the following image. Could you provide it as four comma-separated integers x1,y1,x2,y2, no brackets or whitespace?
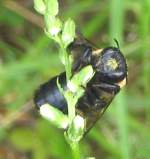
62,18,76,48
34,0,46,15
45,0,59,16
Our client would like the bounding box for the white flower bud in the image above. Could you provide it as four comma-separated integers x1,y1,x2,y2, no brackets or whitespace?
67,115,85,142
40,104,69,129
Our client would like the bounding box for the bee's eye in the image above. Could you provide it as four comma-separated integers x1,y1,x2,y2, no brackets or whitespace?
95,47,127,83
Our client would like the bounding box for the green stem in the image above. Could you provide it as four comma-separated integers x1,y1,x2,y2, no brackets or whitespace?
60,39,80,159
68,99,76,123
59,40,75,122
60,42,72,82
60,44,75,122
64,49,72,81
34,0,81,158
70,142,81,159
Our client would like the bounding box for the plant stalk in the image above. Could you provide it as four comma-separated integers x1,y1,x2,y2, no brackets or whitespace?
70,142,81,159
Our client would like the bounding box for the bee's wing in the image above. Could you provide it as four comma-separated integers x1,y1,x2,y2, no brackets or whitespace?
84,98,114,135
83,83,117,135
75,29,98,49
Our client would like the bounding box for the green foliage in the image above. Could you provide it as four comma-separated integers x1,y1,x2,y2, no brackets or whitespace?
9,119,71,159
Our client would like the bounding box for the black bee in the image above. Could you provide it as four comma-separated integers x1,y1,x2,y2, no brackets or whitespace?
34,36,127,132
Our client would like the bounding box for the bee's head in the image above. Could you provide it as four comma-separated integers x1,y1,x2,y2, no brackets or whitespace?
93,47,127,86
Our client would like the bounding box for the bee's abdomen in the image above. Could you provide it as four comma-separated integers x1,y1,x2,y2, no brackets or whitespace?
34,72,68,114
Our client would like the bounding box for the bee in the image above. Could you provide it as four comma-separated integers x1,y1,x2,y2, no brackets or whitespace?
34,36,127,132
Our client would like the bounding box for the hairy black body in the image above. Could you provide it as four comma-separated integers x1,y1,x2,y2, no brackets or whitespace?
34,38,127,131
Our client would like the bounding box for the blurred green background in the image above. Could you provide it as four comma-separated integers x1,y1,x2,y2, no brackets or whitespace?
0,0,150,159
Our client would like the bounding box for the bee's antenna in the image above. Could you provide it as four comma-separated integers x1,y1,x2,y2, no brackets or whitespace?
114,39,120,49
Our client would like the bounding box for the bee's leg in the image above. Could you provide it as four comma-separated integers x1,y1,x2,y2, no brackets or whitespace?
82,87,107,111
79,85,94,106
82,46,92,63
77,85,99,113
93,82,120,94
